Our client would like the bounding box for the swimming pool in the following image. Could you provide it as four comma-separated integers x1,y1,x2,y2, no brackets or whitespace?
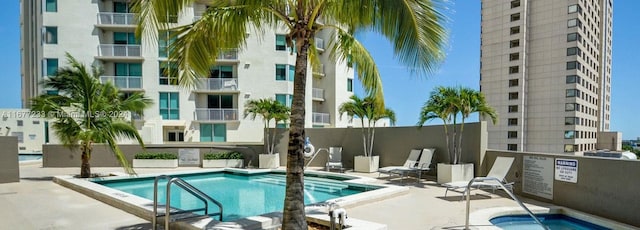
491,214,610,230
18,154,42,161
94,171,377,221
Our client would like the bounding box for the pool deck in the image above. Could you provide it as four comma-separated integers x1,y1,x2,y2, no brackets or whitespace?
0,163,588,229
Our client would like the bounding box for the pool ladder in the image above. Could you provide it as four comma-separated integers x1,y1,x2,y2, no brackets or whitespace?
152,175,223,230
464,177,549,230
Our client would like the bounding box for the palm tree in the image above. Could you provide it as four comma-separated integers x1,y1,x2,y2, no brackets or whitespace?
30,53,152,178
244,98,291,155
339,95,396,158
132,1,447,228
418,86,496,164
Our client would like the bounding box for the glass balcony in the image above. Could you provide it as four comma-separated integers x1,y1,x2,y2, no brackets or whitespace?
195,78,239,92
312,112,330,124
312,88,325,101
100,76,143,90
96,13,136,27
313,64,325,77
195,108,239,121
217,49,239,61
98,44,142,58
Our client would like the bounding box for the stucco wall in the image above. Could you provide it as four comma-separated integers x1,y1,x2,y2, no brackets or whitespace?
0,137,20,183
274,122,488,174
485,150,640,227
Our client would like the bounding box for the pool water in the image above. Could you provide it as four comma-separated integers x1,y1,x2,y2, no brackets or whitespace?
491,214,610,230
18,154,42,161
95,172,374,221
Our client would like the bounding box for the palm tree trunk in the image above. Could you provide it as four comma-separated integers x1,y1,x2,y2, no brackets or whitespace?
265,122,271,154
443,121,451,164
271,122,278,155
458,118,465,164
361,120,367,157
283,30,311,230
370,126,376,157
80,141,91,178
452,116,458,164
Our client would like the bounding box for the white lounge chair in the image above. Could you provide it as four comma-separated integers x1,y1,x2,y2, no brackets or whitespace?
390,148,435,181
325,147,345,172
377,149,422,178
444,156,515,199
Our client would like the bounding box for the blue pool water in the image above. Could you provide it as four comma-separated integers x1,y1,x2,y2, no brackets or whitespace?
491,214,610,230
95,172,375,221
18,154,42,161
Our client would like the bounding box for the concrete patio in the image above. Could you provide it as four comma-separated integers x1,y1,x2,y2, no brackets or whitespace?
0,163,568,230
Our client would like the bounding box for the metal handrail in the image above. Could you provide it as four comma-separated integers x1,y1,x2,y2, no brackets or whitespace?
464,177,548,230
153,175,223,230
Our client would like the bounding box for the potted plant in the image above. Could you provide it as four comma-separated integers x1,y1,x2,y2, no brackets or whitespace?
244,98,290,169
340,95,396,173
418,86,497,183
132,152,179,168
202,151,244,168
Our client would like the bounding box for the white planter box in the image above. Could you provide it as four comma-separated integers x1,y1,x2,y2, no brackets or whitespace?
437,163,474,184
202,159,243,168
259,154,280,169
354,155,379,173
133,159,178,168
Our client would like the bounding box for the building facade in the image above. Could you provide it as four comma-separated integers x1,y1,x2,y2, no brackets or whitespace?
0,109,47,153
21,0,355,144
480,0,613,154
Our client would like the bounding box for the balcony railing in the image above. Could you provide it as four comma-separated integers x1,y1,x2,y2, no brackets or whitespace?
315,38,325,50
195,108,239,121
312,88,324,100
100,76,142,89
312,112,330,124
217,49,238,60
313,64,325,76
196,78,238,91
97,13,136,26
98,44,141,57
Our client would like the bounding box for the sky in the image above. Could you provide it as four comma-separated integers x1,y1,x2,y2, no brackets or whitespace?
0,1,637,139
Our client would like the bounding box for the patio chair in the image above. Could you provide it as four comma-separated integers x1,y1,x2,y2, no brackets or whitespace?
325,147,345,172
444,156,515,199
390,148,435,181
377,149,422,178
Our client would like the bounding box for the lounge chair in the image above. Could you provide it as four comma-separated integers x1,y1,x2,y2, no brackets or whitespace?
377,149,422,178
444,156,515,199
325,147,345,172
390,148,435,181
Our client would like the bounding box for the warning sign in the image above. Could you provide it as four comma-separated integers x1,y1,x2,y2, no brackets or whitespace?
555,158,578,183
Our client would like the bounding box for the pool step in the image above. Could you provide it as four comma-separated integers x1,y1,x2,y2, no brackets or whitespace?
252,175,348,193
254,174,350,189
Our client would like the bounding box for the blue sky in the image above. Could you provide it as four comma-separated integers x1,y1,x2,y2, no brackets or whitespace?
0,1,637,139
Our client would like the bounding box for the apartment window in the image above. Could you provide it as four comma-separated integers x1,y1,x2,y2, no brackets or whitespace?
564,144,576,152
115,63,142,76
564,130,575,139
210,65,233,78
32,120,40,125
509,53,519,61
568,4,581,14
159,61,178,85
568,19,580,28
17,120,23,126
566,89,579,97
507,144,518,151
45,58,58,76
567,47,580,56
158,31,176,58
508,92,518,100
510,0,520,8
566,75,579,84
288,65,295,81
347,79,353,92
509,39,520,48
507,118,518,126
508,79,519,87
11,132,24,143
275,94,293,107
200,124,227,142
565,103,578,111
566,61,579,70
159,92,179,120
567,33,580,42
507,131,518,139
509,66,519,74
46,90,58,95
275,64,287,80
44,27,57,44
275,34,287,51
508,105,518,113
114,32,137,45
510,26,520,35
167,131,184,142
510,13,520,22
114,1,130,13
207,95,233,110
565,117,579,125
45,0,57,12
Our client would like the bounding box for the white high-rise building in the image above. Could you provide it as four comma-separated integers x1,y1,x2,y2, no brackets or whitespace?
21,1,355,144
480,0,613,154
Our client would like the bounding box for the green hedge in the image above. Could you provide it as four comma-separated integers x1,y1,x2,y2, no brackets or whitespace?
204,151,244,160
134,152,178,160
